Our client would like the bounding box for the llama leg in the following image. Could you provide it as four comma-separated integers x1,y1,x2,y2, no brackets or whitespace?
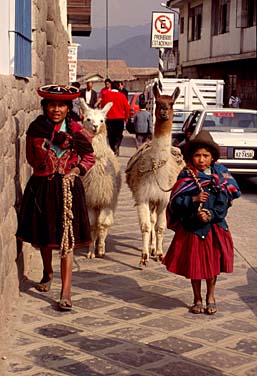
97,208,114,257
87,210,97,259
150,209,157,259
155,208,167,261
97,226,108,257
137,203,151,266
87,226,97,258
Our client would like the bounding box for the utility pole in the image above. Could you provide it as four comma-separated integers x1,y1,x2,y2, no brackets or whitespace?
106,0,109,78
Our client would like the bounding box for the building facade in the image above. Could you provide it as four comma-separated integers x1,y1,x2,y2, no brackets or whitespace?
0,1,91,361
166,0,256,108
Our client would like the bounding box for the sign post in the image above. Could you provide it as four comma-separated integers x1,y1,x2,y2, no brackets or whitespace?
151,12,174,91
68,43,79,83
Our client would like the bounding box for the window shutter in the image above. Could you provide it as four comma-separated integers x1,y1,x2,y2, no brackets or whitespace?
14,0,32,77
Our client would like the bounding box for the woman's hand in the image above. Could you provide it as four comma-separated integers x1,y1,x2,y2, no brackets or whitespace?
64,167,80,185
193,191,209,203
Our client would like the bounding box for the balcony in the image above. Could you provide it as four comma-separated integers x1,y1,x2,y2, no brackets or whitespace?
67,0,92,36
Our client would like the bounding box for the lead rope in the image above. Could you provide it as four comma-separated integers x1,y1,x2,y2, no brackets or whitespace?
187,167,212,222
186,167,204,210
60,175,75,258
152,159,175,193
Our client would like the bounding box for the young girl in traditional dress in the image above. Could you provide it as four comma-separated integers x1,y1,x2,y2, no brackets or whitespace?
16,85,95,311
163,130,240,314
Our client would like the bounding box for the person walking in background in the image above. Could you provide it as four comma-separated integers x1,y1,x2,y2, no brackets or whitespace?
95,78,112,108
102,80,130,156
163,130,240,315
82,80,97,109
134,100,152,148
118,81,128,100
70,81,83,122
229,89,241,108
16,84,95,311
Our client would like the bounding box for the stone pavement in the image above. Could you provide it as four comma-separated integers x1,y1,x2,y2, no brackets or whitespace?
3,132,257,376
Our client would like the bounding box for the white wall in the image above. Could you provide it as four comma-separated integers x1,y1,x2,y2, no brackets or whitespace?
0,0,9,74
179,0,256,65
242,27,257,52
59,0,68,30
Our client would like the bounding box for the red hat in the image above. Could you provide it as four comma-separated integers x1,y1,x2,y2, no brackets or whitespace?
37,84,80,100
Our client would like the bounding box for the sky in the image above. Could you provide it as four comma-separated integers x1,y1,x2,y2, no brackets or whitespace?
91,0,168,28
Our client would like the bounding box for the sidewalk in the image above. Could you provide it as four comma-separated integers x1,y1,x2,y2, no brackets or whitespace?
4,132,257,376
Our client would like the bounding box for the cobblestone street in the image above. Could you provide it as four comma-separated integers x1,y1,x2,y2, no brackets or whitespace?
4,132,257,376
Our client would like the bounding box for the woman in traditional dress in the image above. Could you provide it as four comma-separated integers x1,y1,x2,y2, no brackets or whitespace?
16,85,95,311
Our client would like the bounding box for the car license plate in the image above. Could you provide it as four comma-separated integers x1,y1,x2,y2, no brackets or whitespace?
234,149,255,159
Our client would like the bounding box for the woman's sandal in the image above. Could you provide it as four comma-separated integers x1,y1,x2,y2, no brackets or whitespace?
191,302,205,314
35,279,52,292
58,298,72,311
206,301,217,315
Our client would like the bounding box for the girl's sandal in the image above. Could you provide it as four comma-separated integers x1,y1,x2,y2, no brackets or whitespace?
206,301,217,315
191,302,205,314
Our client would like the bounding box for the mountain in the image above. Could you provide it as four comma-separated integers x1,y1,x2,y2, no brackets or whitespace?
74,24,159,67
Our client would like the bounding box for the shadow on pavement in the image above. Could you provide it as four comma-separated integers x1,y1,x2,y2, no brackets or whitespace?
71,269,186,310
232,267,257,318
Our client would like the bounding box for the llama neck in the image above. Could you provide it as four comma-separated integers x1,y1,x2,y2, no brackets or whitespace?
92,132,109,158
152,120,172,150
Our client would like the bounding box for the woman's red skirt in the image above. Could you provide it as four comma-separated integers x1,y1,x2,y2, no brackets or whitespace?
162,224,234,280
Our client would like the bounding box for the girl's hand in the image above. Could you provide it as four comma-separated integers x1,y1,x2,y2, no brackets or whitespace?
197,209,210,223
193,191,209,203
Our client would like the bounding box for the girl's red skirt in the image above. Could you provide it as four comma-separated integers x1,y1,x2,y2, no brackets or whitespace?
162,224,234,280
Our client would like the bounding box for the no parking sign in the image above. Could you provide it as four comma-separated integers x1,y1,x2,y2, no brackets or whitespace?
151,12,174,48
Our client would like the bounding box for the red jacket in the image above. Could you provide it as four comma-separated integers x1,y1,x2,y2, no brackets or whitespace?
102,90,130,121
26,119,95,176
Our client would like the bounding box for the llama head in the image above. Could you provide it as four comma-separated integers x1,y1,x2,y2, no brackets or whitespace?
80,99,113,135
153,82,180,122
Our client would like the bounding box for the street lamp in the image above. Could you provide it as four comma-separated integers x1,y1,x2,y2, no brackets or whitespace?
106,0,109,78
160,2,180,23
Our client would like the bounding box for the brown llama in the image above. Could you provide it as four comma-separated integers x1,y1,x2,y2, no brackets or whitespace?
125,83,185,266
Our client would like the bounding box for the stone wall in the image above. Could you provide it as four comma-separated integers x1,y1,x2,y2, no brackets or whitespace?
0,0,69,360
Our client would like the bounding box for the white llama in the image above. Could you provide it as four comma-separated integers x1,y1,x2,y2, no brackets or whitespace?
125,83,185,266
80,100,121,258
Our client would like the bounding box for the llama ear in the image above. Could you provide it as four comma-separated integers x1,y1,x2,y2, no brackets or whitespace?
102,102,113,116
171,87,180,103
153,82,160,100
80,98,90,113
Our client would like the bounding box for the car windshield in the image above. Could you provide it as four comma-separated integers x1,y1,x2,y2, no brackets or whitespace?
201,111,257,133
128,93,135,103
173,111,191,124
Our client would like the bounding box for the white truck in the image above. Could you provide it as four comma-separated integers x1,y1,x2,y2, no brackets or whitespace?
144,78,224,145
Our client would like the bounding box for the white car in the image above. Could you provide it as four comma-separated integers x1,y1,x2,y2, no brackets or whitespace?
182,108,257,176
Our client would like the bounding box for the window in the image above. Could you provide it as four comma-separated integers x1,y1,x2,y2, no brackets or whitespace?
241,0,256,27
180,17,184,34
14,0,32,77
188,5,202,41
212,0,230,35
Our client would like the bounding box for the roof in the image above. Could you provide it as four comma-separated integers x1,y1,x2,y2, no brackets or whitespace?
77,60,159,82
77,59,134,81
128,67,159,77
